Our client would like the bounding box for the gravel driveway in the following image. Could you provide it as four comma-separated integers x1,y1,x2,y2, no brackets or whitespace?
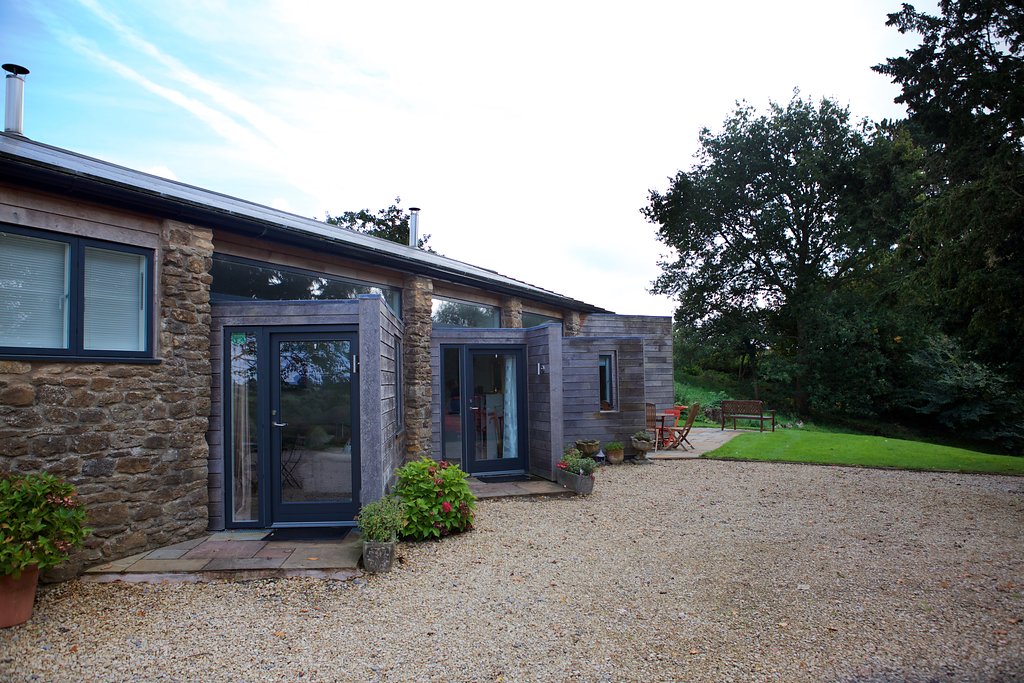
3,460,1022,682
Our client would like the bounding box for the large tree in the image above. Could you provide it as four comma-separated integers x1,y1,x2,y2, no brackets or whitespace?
873,0,1024,382
325,197,434,251
644,94,920,414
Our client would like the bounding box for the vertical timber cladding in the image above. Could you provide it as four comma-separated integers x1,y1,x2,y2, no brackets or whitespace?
578,315,674,412
562,336,646,448
207,296,398,530
526,324,563,479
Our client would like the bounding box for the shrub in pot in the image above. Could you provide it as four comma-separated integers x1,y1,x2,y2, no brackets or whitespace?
0,472,89,627
394,457,476,541
604,441,625,465
356,495,405,573
555,450,597,495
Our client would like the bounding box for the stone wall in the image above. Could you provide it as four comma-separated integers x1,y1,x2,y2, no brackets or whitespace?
402,275,433,461
0,220,213,579
501,295,523,328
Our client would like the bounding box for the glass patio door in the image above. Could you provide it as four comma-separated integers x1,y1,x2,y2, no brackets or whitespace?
442,346,527,475
269,331,359,524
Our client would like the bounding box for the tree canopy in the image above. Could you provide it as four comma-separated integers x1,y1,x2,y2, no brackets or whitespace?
647,1,1024,450
874,0,1024,383
325,197,434,252
644,94,919,414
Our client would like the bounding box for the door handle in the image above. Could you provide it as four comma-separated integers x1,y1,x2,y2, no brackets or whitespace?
272,422,288,428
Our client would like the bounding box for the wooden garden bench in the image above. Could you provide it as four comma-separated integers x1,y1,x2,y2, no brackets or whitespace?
720,400,775,432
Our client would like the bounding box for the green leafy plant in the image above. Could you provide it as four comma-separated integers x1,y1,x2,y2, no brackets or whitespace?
356,495,405,542
0,472,90,578
557,452,597,477
632,431,654,442
604,441,624,452
394,457,476,541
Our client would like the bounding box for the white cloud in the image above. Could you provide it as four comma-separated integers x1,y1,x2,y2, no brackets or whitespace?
26,0,937,317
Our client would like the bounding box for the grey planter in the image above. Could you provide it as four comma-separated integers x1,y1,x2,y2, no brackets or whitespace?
362,539,397,573
555,469,595,495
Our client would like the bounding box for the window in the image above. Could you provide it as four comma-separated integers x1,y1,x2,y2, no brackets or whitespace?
522,311,561,328
0,227,152,358
599,354,615,411
431,297,500,328
210,255,401,314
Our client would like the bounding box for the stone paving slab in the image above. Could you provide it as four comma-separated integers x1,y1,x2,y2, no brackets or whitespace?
126,559,211,573
182,540,265,560
204,557,287,571
145,537,207,560
649,427,742,460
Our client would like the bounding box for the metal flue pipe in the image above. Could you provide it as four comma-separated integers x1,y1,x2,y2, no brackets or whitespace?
3,64,29,136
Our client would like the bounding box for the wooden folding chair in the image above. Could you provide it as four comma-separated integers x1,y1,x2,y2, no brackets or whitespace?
662,402,701,450
646,403,664,449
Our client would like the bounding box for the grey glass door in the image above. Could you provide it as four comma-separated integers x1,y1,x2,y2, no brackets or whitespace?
442,346,527,475
269,331,359,524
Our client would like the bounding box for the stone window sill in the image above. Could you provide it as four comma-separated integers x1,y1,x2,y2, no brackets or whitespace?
0,354,162,364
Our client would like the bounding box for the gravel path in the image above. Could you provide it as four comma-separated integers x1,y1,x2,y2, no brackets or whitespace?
3,460,1023,682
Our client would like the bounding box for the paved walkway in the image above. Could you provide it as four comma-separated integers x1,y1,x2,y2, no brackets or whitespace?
82,530,365,583
648,426,743,459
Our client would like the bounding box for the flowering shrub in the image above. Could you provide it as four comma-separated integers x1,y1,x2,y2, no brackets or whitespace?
0,472,90,578
394,457,476,541
557,452,597,477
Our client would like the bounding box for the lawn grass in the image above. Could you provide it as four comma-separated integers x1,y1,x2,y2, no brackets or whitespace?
704,429,1024,475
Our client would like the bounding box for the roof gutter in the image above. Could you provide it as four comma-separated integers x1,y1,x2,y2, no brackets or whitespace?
0,136,611,314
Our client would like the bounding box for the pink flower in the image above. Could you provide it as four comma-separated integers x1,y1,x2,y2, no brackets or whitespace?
434,477,443,486
442,501,452,513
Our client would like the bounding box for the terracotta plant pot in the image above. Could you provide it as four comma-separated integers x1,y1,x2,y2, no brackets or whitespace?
0,566,40,628
605,448,625,465
555,469,595,495
362,539,397,573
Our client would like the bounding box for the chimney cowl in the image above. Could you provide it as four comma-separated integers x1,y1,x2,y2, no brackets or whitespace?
4,63,29,137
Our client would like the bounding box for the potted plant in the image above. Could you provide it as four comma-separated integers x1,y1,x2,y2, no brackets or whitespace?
555,450,597,495
355,495,405,574
575,439,600,458
0,472,89,628
603,441,625,465
631,430,655,460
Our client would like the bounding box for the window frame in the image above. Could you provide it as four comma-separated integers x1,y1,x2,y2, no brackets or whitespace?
430,295,501,328
209,253,403,316
0,225,155,361
598,353,616,412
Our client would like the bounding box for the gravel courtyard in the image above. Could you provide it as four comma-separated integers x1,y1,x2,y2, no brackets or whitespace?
3,460,1022,682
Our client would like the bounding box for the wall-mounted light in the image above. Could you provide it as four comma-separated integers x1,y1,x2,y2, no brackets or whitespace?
537,363,548,375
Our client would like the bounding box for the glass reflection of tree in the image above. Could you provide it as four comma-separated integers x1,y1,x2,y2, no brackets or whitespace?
432,300,497,328
279,340,352,451
211,259,386,302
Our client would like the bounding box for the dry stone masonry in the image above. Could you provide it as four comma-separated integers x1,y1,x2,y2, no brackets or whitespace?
402,274,434,461
0,221,214,580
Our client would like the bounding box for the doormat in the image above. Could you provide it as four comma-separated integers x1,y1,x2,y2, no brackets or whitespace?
474,474,532,483
263,527,350,542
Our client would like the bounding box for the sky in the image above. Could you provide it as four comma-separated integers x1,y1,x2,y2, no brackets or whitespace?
1,0,934,317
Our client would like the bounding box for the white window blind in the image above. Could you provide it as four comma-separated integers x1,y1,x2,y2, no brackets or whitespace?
0,232,69,348
84,247,146,351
